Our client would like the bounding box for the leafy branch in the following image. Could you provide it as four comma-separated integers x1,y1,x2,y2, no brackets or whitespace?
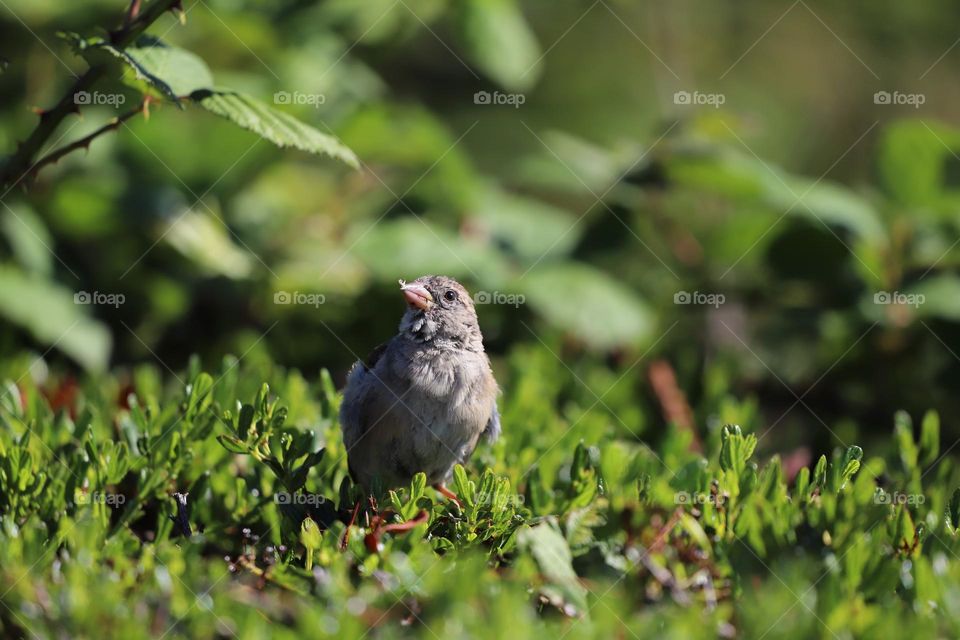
1,0,182,188
1,0,356,189
28,97,152,177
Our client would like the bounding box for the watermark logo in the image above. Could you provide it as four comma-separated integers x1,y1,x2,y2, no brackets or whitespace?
874,490,925,505
473,90,525,108
474,291,525,308
274,291,326,307
274,492,327,506
273,90,326,108
75,491,126,507
673,90,725,108
873,291,924,308
874,90,925,108
74,91,126,107
674,491,726,506
674,290,725,308
74,291,125,308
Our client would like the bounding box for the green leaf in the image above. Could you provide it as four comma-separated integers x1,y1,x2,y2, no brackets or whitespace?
121,36,215,99
457,0,542,91
69,34,214,105
517,521,588,614
894,411,918,473
191,89,358,166
351,218,511,283
0,265,111,372
878,119,960,207
946,488,960,535
522,263,655,350
839,446,863,488
185,373,214,421
813,454,828,488
906,274,960,322
719,424,757,476
1,204,52,276
920,410,940,467
216,434,248,455
670,149,886,244
473,185,581,262
237,404,255,440
452,464,474,507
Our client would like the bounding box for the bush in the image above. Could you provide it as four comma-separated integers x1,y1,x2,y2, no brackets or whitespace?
2,352,960,638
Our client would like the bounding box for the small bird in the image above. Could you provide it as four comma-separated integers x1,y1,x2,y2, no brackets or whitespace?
340,275,500,493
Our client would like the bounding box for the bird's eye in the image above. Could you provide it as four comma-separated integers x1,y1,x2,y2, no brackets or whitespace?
443,290,457,302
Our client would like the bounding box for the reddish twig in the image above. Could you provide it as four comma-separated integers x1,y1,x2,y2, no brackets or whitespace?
648,359,702,453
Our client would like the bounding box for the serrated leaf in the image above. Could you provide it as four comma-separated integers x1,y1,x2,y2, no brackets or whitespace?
191,89,357,166
68,34,214,105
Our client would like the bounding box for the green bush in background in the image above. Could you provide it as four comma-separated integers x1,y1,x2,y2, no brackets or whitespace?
3,1,960,447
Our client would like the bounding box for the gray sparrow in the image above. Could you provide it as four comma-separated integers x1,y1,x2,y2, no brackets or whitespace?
340,275,500,493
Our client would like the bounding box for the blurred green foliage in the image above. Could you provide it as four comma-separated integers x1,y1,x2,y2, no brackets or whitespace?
2,354,960,638
3,0,960,449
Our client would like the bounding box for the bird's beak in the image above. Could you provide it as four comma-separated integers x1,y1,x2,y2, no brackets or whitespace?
399,280,433,310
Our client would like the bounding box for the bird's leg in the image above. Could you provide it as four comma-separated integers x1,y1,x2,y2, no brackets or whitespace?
433,483,462,506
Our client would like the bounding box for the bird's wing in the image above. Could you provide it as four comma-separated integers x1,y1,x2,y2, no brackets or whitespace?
363,341,389,371
482,403,501,442
340,341,390,450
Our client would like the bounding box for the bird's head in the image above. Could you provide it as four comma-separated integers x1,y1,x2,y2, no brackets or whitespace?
398,275,482,349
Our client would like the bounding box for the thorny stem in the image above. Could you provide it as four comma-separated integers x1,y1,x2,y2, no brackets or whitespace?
28,98,152,176
0,0,182,188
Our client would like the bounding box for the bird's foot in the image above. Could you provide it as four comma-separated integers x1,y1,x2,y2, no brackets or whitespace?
433,483,462,506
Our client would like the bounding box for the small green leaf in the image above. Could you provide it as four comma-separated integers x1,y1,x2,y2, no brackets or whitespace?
839,446,863,487
452,464,474,507
517,521,587,614
946,488,960,535
237,404,255,440
185,373,214,420
216,434,248,455
813,455,828,488
894,411,918,472
457,0,542,91
920,410,940,467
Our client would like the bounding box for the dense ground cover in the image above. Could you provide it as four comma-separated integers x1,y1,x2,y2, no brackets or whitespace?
3,350,960,639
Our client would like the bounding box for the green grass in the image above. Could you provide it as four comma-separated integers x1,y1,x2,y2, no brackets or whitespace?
2,350,960,639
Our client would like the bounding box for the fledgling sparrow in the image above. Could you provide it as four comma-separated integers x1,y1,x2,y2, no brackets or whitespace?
339,275,500,491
